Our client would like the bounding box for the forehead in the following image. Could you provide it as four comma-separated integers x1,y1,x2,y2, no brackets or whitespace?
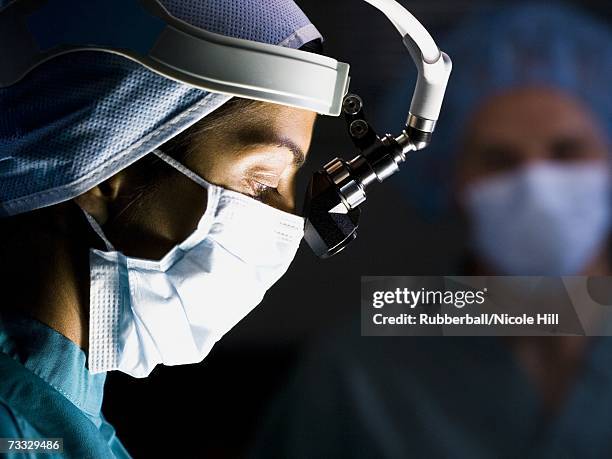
184,101,317,176
190,100,316,153
233,103,316,137
233,103,316,160
466,87,606,144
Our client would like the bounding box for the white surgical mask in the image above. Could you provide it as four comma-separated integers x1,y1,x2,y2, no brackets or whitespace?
85,150,304,378
462,161,611,276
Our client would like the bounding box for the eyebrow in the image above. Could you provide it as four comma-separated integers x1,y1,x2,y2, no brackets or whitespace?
276,137,306,167
240,128,306,167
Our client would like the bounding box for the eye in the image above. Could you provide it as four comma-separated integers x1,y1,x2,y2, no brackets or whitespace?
245,179,276,201
550,137,590,161
244,175,296,212
476,145,522,172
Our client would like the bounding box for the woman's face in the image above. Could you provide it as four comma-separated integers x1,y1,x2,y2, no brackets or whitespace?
80,102,317,259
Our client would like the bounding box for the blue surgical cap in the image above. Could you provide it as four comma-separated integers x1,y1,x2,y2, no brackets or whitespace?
0,0,322,216
386,2,612,219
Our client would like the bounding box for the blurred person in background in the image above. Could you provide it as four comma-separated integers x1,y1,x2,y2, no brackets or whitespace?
250,3,612,458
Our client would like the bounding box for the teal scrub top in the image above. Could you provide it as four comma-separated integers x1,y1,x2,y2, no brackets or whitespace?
252,327,612,458
0,315,131,459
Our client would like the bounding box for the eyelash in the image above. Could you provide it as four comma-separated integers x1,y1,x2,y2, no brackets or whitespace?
249,180,275,200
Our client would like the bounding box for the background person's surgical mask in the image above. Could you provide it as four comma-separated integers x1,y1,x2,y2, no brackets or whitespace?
85,151,305,378
462,161,611,276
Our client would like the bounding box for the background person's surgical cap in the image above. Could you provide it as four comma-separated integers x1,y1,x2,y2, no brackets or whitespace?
0,0,322,216
384,2,612,219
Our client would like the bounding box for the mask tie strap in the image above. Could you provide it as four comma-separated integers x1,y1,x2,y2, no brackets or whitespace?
153,149,211,189
81,209,115,252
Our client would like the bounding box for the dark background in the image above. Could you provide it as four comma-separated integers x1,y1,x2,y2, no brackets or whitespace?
103,1,612,457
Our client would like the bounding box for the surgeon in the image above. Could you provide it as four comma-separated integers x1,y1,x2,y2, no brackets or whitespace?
0,0,324,457
251,3,612,458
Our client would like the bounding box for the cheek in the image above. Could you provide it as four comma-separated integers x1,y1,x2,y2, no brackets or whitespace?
156,176,209,240
109,176,208,259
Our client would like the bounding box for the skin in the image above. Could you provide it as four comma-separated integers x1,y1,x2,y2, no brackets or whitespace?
455,87,611,414
1,102,316,350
